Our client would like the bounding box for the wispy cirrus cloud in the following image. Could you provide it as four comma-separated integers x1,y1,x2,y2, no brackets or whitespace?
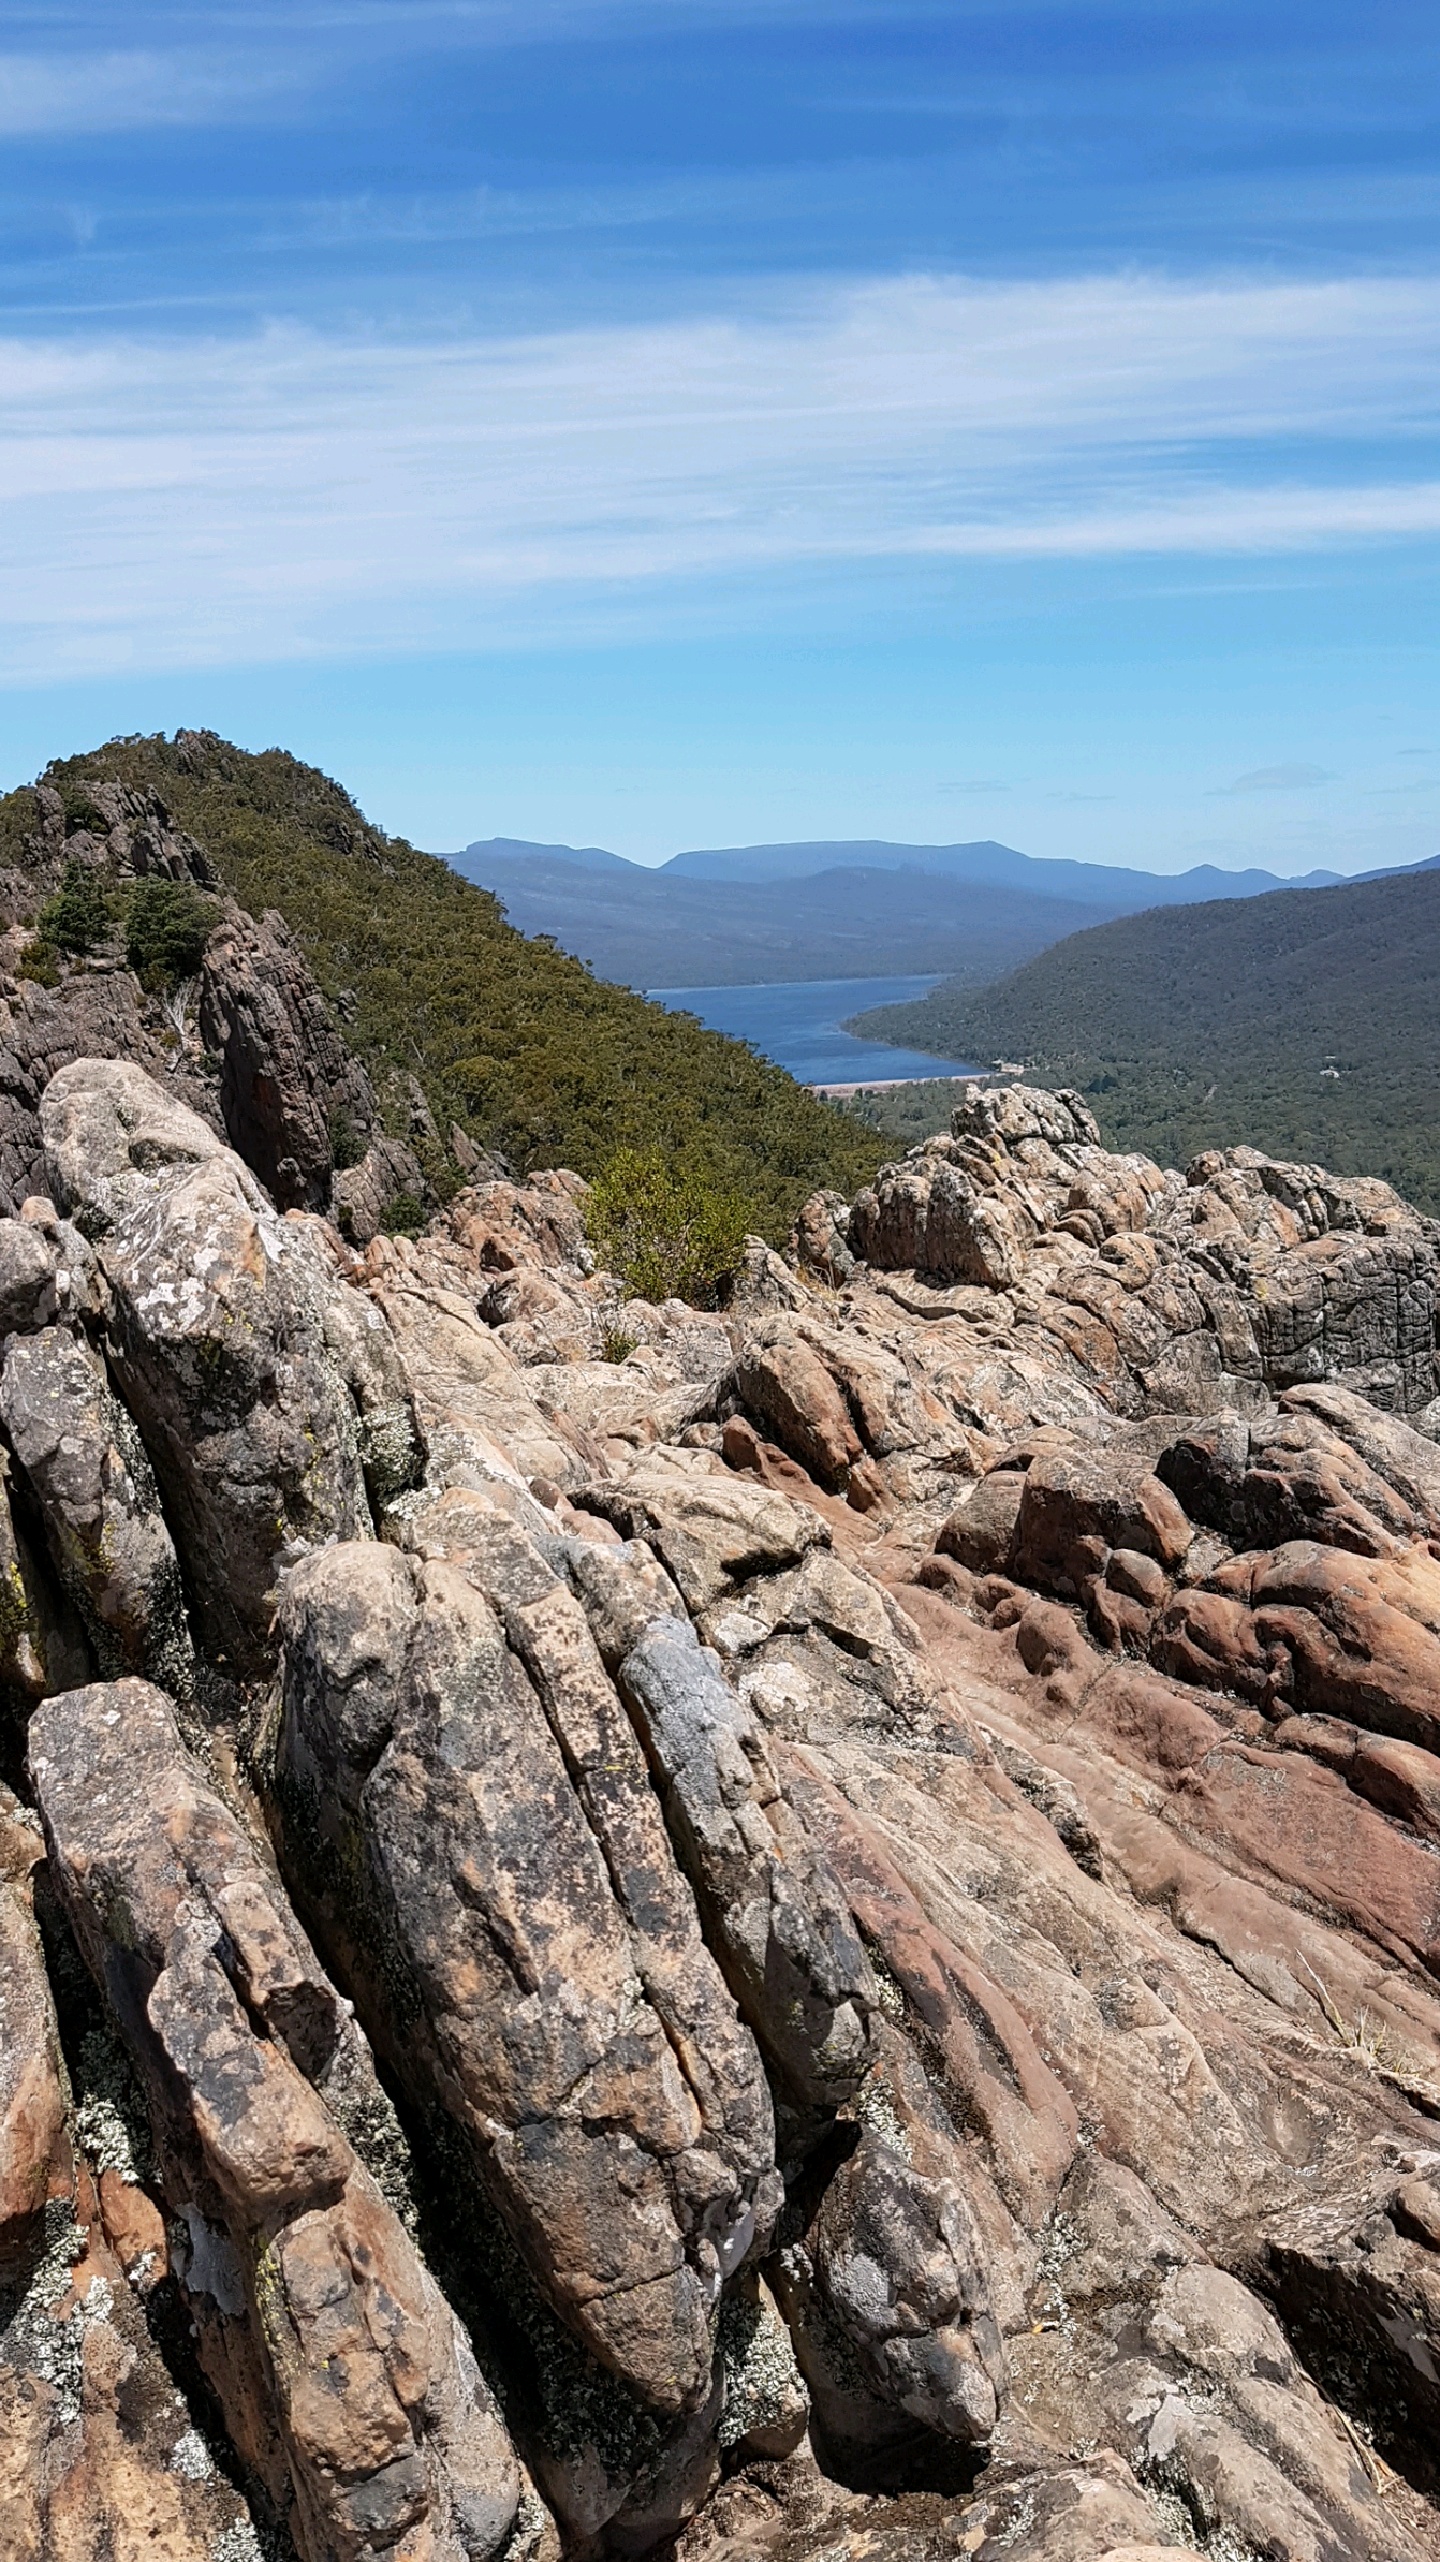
1,266,1438,680
0,0,950,78
0,3,952,139
0,47,304,135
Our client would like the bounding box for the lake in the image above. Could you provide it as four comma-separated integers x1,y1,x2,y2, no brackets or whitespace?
645,974,975,1087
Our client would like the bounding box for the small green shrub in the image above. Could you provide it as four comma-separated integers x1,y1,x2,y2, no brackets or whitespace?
601,1326,639,1364
328,1111,367,1172
378,1190,426,1238
587,1149,751,1307
124,878,216,990
38,858,113,955
17,943,60,987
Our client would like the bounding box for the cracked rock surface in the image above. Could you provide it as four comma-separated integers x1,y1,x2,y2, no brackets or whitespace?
4,1036,1440,2559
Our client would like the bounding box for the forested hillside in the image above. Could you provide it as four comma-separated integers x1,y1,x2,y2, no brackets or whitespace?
0,732,885,1235
851,866,1440,1211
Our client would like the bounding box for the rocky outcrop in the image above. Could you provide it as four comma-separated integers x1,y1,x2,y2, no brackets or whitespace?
0,776,441,1243
31,1676,522,2562
617,1617,875,2112
3,1055,1440,2559
274,1533,780,2421
199,906,381,1212
1,776,219,908
39,1059,420,1670
0,1324,194,1695
842,1083,1440,1426
0,970,226,1216
0,1789,67,2283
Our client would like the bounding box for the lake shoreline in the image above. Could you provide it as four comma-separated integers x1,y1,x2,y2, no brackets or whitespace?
645,972,975,1086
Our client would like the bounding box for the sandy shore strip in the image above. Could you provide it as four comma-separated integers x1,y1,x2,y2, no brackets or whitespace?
808,1072,986,1099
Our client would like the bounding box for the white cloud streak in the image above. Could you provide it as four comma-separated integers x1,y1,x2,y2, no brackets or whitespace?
0,0,949,118
0,47,301,135
1,268,1438,679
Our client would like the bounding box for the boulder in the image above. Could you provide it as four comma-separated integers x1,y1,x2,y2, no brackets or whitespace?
30,1676,522,2562
730,1337,862,1490
1157,1407,1424,1557
937,1468,1025,1573
617,1618,875,2110
0,1219,62,1336
0,1789,67,2284
851,1155,1040,1290
275,1540,763,2416
1011,1443,1192,1594
772,2022,1005,2471
40,1053,225,1238
952,1083,1103,1151
791,1188,855,1286
40,1060,420,1670
1,1323,194,1695
578,1448,828,1615
782,2129,1002,2459
0,970,227,1218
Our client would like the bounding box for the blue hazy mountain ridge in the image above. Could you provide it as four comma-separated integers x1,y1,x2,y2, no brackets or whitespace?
452,836,1350,990
451,847,1104,989
473,837,638,874
659,839,1344,901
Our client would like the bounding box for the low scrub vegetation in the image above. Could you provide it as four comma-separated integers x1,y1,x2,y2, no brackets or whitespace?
587,1148,751,1306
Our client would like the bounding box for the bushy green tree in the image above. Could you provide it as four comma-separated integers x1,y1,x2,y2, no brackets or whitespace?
38,859,112,955
124,878,215,990
587,1148,751,1307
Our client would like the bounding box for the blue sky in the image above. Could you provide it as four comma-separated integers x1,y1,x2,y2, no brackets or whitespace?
0,1,1437,869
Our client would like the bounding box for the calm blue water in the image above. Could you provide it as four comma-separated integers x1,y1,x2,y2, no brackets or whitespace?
646,974,976,1086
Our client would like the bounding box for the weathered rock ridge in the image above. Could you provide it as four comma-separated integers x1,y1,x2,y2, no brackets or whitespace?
3,1045,1440,2562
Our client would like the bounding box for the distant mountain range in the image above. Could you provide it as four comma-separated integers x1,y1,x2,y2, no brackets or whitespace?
852,859,1440,1212
658,838,1346,900
447,833,1370,989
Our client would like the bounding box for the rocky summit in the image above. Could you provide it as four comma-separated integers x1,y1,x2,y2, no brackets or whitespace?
2,864,1440,2562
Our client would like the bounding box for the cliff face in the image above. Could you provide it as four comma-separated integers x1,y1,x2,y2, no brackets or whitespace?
2,933,1440,2562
